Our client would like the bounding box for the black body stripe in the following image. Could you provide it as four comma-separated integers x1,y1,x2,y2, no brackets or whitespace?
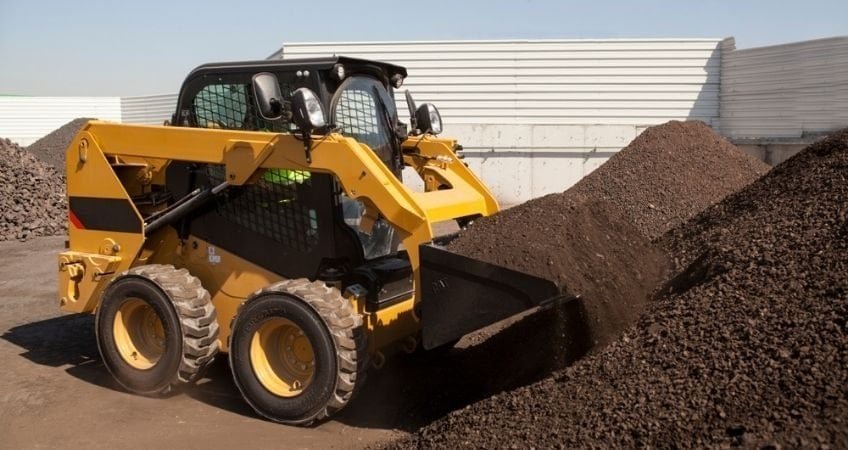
69,197,142,233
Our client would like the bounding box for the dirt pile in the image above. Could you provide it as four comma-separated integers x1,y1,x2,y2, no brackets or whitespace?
446,120,764,350
569,120,770,240
0,138,67,241
26,118,91,169
399,129,848,448
448,197,669,349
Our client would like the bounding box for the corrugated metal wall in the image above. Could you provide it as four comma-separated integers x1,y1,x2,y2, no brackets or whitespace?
720,36,848,139
121,94,178,125
280,40,721,125
0,97,121,146
5,37,842,204
278,39,723,203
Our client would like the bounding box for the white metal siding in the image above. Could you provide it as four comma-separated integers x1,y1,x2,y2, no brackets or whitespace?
121,94,178,125
0,97,121,146
280,39,722,126
720,36,848,139
279,39,723,203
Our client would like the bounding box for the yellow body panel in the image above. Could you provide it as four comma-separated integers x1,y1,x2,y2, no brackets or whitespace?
143,229,283,352
61,120,499,352
59,132,146,313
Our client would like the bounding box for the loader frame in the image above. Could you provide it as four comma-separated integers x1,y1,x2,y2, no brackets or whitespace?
59,121,499,351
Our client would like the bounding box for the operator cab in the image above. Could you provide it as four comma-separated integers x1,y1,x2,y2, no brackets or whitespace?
168,57,442,310
174,56,410,173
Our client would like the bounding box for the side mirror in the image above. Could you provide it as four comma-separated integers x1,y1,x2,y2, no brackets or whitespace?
404,90,417,131
415,103,443,135
252,72,284,120
290,87,326,133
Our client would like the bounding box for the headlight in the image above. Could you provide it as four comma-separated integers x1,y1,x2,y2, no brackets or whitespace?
332,63,345,81
391,74,404,89
291,87,326,129
428,105,442,134
415,103,443,135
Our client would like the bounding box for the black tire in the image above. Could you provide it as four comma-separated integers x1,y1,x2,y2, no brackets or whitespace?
229,279,368,425
96,264,219,395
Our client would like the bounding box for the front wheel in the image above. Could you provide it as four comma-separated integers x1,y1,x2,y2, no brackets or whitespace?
229,279,368,425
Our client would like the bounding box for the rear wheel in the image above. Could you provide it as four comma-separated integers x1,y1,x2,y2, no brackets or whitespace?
96,265,219,395
229,279,367,425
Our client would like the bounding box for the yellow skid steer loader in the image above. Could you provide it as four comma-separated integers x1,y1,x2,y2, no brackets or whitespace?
58,57,560,425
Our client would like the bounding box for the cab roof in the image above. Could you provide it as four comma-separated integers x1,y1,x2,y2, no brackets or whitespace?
186,56,407,81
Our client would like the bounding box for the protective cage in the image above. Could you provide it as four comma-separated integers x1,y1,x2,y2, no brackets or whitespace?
206,165,319,253
332,77,397,172
192,82,296,131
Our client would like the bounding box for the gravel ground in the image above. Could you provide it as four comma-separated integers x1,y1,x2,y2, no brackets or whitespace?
0,237,400,449
393,129,848,448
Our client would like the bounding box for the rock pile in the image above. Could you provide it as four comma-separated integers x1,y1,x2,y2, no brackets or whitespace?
26,118,91,169
0,138,67,241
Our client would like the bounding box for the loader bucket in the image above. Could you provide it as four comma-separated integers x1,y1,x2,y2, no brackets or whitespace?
419,244,564,349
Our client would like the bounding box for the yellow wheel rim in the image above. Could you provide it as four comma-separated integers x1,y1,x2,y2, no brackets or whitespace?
113,298,166,370
250,318,315,397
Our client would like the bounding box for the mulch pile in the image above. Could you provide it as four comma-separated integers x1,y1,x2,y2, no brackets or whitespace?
447,120,766,349
568,120,770,240
448,197,669,350
26,118,91,169
397,129,848,448
0,138,67,241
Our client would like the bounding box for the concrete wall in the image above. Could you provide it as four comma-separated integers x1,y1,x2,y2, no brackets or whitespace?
278,39,724,204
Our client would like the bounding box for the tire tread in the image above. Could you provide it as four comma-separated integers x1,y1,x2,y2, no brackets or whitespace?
120,264,220,391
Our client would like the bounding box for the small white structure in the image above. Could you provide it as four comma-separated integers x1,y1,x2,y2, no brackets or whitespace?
0,97,121,146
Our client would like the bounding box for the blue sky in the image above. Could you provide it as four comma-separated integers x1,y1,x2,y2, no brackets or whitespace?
1,0,845,96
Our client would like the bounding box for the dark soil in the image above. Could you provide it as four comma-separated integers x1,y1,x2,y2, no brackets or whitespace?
572,120,768,240
448,197,670,349
0,138,67,241
26,118,92,170
446,121,764,355
396,129,848,448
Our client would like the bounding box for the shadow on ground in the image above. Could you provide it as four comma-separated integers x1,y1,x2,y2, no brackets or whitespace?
1,314,118,390
1,300,591,432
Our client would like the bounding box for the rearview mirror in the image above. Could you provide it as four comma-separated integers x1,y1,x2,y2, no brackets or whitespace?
405,90,417,131
252,72,283,120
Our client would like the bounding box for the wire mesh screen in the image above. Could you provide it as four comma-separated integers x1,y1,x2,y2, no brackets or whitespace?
193,83,295,132
206,165,318,252
334,88,392,155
